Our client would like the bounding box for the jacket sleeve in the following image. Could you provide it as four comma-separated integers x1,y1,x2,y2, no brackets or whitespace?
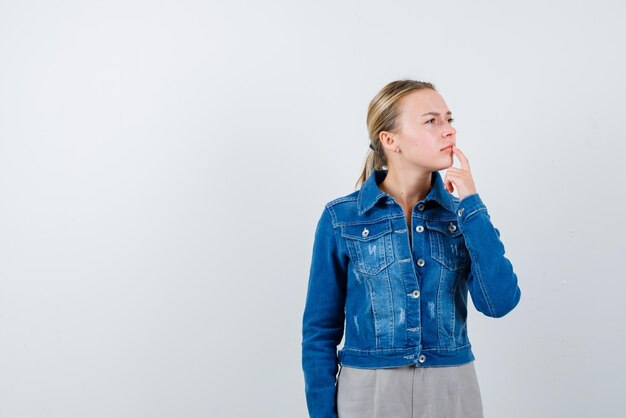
302,206,347,418
457,193,521,318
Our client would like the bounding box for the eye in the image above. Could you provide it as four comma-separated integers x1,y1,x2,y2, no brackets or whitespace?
448,118,455,123
425,118,435,124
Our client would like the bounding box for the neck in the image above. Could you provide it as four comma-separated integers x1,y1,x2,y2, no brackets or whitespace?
379,166,433,208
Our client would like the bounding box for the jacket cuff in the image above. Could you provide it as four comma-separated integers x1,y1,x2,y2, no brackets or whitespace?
456,193,486,222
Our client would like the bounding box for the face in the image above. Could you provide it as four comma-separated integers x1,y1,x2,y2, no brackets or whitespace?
387,88,457,171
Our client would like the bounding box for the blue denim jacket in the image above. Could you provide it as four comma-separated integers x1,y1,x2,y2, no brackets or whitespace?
301,169,521,418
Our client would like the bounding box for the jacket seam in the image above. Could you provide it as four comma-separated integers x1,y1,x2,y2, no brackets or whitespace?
327,195,358,208
463,206,487,222
464,228,496,316
341,343,472,353
324,204,343,261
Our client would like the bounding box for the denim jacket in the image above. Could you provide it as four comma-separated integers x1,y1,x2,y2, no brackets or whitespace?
301,169,521,418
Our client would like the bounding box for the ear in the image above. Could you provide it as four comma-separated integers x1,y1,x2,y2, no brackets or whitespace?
378,131,397,153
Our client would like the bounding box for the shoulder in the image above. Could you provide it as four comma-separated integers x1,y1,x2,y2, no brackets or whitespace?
319,189,361,226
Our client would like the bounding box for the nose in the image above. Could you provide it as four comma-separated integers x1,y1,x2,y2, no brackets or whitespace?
442,124,456,137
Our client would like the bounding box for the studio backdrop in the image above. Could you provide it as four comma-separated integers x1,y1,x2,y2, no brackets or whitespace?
0,0,624,417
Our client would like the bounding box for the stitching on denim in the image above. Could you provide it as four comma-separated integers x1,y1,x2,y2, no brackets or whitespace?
341,229,389,242
364,277,380,349
433,268,457,346
462,206,487,223
450,284,456,345
384,268,395,347
335,215,403,227
327,195,358,207
417,214,458,222
343,231,394,276
331,209,466,225
340,343,472,355
421,343,471,352
359,192,388,215
428,228,469,271
436,267,444,344
384,231,395,267
341,346,421,353
324,205,343,259
325,203,338,226
464,233,495,316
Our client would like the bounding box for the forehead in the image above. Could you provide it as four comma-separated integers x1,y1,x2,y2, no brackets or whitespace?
398,89,450,116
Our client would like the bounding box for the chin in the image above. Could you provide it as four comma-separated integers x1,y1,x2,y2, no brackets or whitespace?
410,156,453,172
433,159,454,171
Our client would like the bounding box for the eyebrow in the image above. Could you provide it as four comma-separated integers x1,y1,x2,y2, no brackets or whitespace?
421,111,452,117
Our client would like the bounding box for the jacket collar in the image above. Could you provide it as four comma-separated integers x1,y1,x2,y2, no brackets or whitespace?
357,169,456,215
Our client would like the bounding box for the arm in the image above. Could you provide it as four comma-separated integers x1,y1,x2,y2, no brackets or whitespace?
302,207,347,418
457,193,521,318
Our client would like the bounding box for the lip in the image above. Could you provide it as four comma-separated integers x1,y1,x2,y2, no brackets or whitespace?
441,145,454,152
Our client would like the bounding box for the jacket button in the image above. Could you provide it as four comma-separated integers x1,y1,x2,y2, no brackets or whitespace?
415,225,424,233
448,223,457,232
417,203,425,211
362,228,369,238
409,290,420,298
418,354,426,363
416,258,425,267
458,208,464,217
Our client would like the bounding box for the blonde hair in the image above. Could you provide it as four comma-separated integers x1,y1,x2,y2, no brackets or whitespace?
355,79,436,189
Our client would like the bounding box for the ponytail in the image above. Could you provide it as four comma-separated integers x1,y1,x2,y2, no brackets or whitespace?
355,142,387,189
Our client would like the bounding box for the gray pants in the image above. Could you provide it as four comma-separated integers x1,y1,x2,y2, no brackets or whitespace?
337,361,484,418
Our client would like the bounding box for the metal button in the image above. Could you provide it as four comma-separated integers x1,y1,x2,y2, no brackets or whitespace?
409,290,420,298
362,228,369,238
416,258,425,267
448,223,457,232
417,203,425,211
418,354,426,363
415,225,424,233
458,208,464,217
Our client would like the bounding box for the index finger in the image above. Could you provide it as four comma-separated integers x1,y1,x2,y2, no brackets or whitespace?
452,146,471,171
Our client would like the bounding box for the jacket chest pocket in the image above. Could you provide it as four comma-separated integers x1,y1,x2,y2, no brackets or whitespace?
426,220,470,271
341,220,395,275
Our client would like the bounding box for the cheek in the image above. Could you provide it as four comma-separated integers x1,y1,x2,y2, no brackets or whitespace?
402,127,438,150
412,135,439,151
405,130,429,146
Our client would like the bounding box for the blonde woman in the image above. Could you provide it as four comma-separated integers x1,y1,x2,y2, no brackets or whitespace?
302,80,521,418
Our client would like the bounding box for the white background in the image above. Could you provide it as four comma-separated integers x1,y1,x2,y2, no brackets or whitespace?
1,1,625,417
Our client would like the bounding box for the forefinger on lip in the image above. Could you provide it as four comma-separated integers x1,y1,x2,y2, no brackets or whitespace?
452,146,470,167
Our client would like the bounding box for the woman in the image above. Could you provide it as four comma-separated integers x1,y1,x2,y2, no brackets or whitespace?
301,79,521,418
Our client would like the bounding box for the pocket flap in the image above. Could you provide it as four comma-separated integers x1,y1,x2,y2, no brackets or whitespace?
341,220,392,241
425,220,462,238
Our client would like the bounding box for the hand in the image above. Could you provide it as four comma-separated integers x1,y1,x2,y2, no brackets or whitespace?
443,146,477,201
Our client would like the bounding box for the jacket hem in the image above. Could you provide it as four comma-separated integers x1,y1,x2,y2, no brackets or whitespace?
338,344,475,368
